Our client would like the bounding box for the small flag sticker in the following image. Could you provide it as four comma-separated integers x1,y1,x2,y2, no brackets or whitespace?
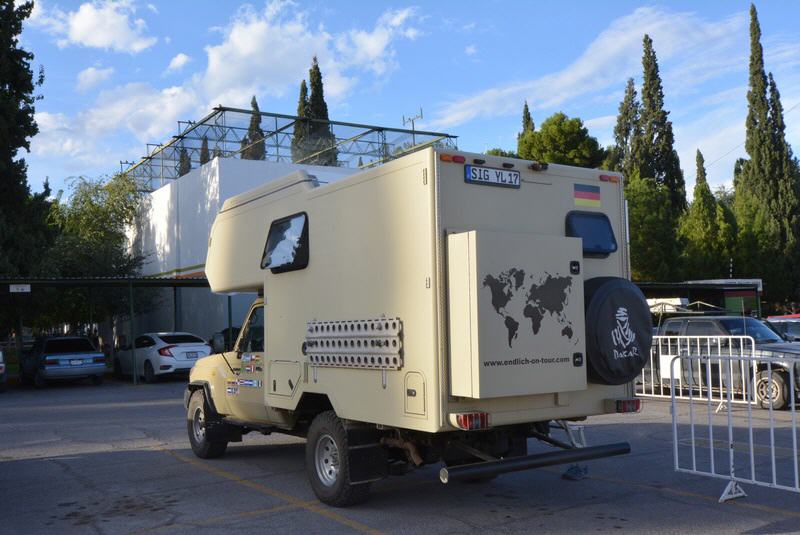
574,184,601,207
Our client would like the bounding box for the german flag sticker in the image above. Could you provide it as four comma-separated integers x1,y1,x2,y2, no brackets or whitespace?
574,184,601,207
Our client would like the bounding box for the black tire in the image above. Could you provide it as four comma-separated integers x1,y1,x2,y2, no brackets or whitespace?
91,375,103,386
756,370,789,410
187,390,228,459
33,372,47,389
143,361,157,383
305,411,371,507
113,359,124,380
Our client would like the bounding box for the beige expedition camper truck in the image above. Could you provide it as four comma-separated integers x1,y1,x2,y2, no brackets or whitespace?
185,147,653,506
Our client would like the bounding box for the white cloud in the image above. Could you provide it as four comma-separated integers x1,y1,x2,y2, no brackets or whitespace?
76,66,114,91
146,3,157,14
30,0,157,54
465,44,477,56
165,53,191,73
202,2,421,107
430,7,747,129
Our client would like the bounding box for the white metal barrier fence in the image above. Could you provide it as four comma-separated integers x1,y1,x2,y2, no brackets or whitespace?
659,336,800,501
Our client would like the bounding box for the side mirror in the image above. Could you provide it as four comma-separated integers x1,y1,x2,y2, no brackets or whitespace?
211,333,225,353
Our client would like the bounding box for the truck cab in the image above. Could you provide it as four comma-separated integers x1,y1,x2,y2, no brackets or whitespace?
186,148,652,505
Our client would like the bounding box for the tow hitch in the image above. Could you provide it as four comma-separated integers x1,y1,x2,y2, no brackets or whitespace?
439,442,631,484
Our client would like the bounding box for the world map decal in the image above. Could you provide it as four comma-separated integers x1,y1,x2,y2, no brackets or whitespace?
482,269,575,348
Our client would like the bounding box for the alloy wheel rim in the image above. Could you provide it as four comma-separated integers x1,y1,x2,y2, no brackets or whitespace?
315,434,340,487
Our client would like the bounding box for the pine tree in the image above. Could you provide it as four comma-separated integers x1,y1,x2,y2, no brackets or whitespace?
241,96,265,160
306,57,337,166
632,35,685,213
199,136,210,165
357,156,363,168
679,150,724,278
0,0,44,277
605,78,639,175
291,79,309,163
517,112,605,168
178,148,191,176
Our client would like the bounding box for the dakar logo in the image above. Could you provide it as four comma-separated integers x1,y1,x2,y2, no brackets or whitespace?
611,307,638,359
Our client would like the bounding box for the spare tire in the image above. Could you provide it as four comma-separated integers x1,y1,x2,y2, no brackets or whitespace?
584,277,652,385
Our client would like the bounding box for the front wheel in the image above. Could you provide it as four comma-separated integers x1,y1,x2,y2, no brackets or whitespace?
187,390,228,458
305,411,371,507
756,370,789,410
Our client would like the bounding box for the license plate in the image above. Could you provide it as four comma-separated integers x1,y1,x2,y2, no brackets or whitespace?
464,165,521,188
70,359,83,366
186,352,198,359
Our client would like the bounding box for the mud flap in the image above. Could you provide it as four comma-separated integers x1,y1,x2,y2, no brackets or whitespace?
346,426,388,484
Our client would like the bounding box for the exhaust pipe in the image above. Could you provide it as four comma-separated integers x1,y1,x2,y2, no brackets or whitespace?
439,442,631,484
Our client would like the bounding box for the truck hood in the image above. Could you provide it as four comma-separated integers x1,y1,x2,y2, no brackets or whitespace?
756,342,800,357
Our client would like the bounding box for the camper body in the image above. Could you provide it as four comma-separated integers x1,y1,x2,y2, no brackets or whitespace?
186,148,652,505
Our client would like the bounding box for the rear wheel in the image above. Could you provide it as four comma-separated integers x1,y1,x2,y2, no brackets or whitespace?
305,411,371,507
143,361,156,383
187,390,228,458
756,370,789,410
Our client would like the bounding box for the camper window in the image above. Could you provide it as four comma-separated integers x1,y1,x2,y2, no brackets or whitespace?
261,212,309,273
565,211,618,257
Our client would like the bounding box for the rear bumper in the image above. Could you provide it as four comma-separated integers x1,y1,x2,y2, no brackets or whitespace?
156,361,195,375
41,363,107,379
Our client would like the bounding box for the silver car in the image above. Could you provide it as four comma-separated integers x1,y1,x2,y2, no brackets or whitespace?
21,337,107,388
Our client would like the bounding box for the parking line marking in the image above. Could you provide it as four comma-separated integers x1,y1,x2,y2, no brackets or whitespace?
160,448,384,535
587,473,800,519
130,502,305,534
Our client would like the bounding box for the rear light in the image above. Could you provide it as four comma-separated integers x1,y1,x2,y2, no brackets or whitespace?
452,412,491,430
439,153,453,162
451,155,466,163
0,364,5,373
44,359,58,366
599,174,620,183
158,345,176,357
93,357,105,363
439,153,466,163
613,398,641,413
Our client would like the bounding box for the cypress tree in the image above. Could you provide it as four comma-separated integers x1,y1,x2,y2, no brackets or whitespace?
178,148,190,176
291,79,309,163
0,0,44,276
306,57,337,165
632,35,685,213
626,175,678,281
679,150,723,278
199,136,210,165
521,101,535,134
605,78,640,174
241,96,265,160
357,156,363,168
733,4,796,302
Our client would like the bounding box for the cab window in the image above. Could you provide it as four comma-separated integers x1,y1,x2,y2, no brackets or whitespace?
237,306,265,353
662,320,683,336
565,211,618,257
686,321,722,336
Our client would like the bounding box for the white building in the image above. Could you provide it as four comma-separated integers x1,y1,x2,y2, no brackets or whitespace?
130,157,356,339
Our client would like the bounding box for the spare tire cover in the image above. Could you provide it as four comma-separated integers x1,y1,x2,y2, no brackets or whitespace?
584,277,652,385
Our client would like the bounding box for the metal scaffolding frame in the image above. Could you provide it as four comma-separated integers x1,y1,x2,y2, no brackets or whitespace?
120,106,458,191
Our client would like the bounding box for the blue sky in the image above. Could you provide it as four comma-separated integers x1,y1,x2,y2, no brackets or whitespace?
20,1,800,197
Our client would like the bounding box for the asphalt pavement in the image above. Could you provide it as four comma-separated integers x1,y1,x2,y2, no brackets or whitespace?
1,378,799,534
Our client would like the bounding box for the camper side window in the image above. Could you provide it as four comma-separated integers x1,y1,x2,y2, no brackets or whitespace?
261,212,309,273
565,211,618,257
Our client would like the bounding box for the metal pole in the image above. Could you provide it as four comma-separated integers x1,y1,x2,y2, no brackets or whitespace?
130,281,137,386
173,286,178,332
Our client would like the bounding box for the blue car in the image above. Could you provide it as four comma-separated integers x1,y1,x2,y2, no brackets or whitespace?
21,337,107,388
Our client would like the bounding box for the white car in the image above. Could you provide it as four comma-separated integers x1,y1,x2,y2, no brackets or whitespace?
114,332,211,383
